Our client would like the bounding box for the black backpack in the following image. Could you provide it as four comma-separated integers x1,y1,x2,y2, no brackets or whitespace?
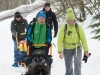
64,23,80,40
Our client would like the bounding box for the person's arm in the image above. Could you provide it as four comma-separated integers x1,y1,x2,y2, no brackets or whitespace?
47,28,52,43
78,25,88,52
57,25,65,53
11,21,17,35
26,26,33,43
24,19,29,29
52,12,58,37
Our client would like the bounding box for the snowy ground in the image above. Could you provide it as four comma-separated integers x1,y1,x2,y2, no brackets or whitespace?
0,14,100,75
0,1,100,75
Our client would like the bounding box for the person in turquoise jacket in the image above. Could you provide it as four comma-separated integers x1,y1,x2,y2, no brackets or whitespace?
57,8,90,75
25,10,52,75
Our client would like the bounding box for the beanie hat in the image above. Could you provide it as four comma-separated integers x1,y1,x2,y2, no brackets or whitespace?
45,3,50,7
65,8,76,20
36,10,46,19
15,12,21,18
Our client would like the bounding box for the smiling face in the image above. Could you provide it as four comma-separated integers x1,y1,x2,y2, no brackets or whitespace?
37,17,45,25
67,20,75,25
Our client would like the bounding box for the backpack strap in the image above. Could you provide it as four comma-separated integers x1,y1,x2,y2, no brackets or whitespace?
75,23,80,39
64,23,80,41
64,24,67,40
31,21,36,34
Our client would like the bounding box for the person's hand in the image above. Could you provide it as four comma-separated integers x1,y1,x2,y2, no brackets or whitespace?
59,52,64,59
54,34,57,38
84,52,90,58
46,42,51,47
27,42,33,46
82,52,91,63
15,32,20,36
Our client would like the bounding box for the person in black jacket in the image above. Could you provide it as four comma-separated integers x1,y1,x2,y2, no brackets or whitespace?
43,2,58,38
11,12,28,67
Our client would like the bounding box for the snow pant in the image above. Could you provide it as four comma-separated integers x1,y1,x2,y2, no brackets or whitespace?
63,46,82,75
15,51,27,63
13,40,19,62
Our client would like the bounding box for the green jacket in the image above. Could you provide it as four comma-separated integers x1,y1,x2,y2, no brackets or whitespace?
57,24,88,53
27,21,52,48
31,22,46,45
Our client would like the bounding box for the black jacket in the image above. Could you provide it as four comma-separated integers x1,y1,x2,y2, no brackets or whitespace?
43,8,58,36
11,16,28,41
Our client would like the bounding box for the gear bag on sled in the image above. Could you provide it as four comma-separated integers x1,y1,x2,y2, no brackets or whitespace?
23,50,52,75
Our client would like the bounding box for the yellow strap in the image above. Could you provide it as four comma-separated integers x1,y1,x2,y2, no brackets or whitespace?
33,44,47,46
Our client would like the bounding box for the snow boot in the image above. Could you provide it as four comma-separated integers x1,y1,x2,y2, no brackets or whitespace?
12,62,19,67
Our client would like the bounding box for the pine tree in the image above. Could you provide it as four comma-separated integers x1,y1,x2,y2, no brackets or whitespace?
88,13,100,40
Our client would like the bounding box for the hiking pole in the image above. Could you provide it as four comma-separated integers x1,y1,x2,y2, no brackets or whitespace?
15,35,18,48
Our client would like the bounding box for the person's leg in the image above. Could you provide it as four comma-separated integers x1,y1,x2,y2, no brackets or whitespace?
13,40,19,60
73,47,82,75
15,51,27,62
45,57,53,75
12,40,19,67
63,49,74,75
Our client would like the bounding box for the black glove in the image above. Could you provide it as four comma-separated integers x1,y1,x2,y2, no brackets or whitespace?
54,34,57,38
46,42,51,47
82,53,91,63
15,32,20,36
27,42,33,46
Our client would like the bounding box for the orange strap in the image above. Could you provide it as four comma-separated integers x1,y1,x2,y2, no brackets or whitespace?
27,46,30,55
33,44,47,46
49,46,52,55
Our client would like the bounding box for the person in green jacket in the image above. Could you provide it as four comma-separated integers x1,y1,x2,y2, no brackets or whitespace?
57,8,90,75
25,10,52,75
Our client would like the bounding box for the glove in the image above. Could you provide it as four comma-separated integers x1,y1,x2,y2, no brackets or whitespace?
27,42,33,46
46,42,51,47
15,32,20,36
54,34,57,38
82,53,91,63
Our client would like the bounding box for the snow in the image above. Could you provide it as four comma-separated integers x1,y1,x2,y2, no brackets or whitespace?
0,1,100,75
0,0,45,20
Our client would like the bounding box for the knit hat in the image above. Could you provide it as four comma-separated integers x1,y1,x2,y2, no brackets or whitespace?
36,10,46,19
45,3,50,7
15,12,21,18
65,8,76,20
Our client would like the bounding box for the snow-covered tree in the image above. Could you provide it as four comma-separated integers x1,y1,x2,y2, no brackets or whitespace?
88,13,100,40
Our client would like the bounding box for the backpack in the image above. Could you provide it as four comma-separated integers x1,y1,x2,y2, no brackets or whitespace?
64,23,80,40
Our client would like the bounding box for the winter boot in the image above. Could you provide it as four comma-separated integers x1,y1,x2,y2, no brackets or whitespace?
12,62,19,67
